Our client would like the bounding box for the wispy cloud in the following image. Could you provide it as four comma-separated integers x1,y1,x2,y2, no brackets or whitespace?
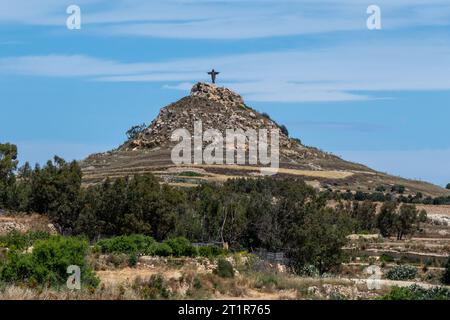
1,36,449,102
1,0,450,39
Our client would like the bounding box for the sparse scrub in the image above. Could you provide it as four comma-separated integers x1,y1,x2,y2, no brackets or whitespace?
132,274,171,300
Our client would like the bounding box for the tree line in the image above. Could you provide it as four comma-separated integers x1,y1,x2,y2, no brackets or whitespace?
0,143,427,273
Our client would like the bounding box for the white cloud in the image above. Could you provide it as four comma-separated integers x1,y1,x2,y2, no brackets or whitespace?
1,0,450,39
1,36,449,102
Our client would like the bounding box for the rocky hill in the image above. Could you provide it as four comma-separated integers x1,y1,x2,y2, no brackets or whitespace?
81,83,449,197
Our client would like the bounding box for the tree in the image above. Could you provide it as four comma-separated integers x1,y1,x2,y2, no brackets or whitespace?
395,204,419,240
0,143,18,206
377,202,398,237
126,123,147,140
351,200,377,232
286,207,351,274
446,183,450,190
29,157,82,231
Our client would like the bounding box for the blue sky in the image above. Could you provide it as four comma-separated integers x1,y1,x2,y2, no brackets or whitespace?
1,0,450,186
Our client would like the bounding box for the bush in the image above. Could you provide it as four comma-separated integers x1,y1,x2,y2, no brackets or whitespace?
149,242,173,257
215,258,234,278
97,235,155,255
164,237,196,257
128,254,138,267
197,245,225,258
0,230,50,251
446,183,450,190
386,265,417,281
381,285,450,300
0,236,98,288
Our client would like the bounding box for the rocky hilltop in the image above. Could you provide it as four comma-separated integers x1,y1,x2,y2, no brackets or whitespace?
123,83,295,156
120,82,335,164
81,83,449,197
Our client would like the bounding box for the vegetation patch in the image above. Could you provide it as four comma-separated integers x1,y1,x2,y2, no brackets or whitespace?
0,236,99,289
381,285,450,300
386,265,417,281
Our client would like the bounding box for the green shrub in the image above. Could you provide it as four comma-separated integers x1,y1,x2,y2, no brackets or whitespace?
386,265,417,281
0,236,98,288
197,245,225,258
149,242,173,257
381,285,450,300
0,230,50,251
164,237,196,257
215,258,234,278
128,254,138,267
97,235,155,255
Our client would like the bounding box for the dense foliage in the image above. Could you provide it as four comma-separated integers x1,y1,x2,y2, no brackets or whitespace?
0,230,50,250
0,143,18,207
0,236,98,288
376,202,423,240
96,235,223,258
0,143,428,274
